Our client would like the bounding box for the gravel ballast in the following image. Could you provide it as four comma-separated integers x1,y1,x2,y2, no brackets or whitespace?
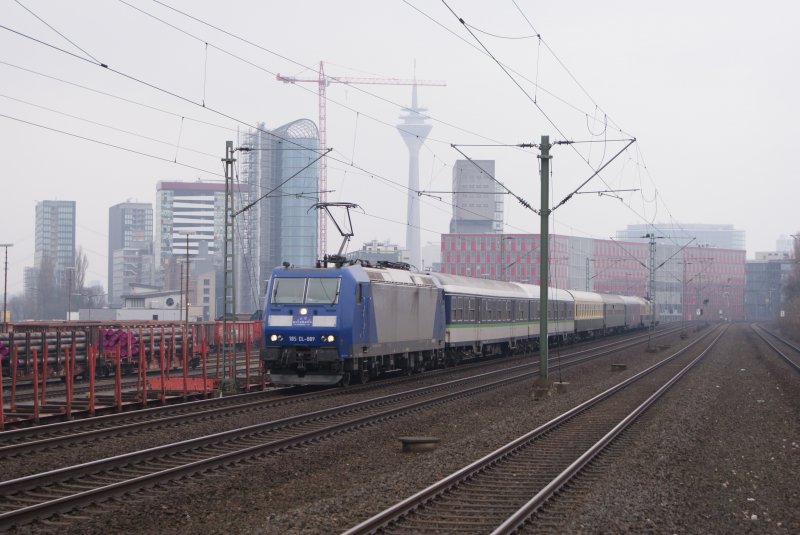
8,323,798,534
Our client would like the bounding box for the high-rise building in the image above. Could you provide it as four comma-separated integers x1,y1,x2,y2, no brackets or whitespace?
155,181,229,269
745,258,793,320
108,202,153,306
34,200,76,278
775,234,795,254
239,119,320,312
616,223,745,250
449,159,502,234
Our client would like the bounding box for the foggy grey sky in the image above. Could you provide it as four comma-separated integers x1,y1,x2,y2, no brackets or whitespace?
1,0,797,294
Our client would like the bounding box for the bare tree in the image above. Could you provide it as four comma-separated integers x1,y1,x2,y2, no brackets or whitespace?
35,257,60,320
75,246,88,292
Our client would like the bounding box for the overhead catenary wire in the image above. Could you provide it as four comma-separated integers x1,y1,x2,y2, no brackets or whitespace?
1,23,503,242
327,148,535,235
450,144,538,214
509,0,694,248
412,0,674,243
0,23,333,157
4,4,680,255
0,60,240,134
428,1,683,246
440,0,630,204
0,93,219,159
463,21,538,40
13,0,102,64
125,0,522,151
400,0,634,138
0,112,223,177
3,4,549,243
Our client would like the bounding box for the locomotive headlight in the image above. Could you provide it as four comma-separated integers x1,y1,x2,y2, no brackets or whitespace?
300,307,308,315
269,334,281,342
326,335,335,343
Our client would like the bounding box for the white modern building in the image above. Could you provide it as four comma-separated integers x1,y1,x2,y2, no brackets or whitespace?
449,159,502,234
108,202,153,306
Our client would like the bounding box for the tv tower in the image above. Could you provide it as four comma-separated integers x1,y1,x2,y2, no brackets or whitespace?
397,84,432,271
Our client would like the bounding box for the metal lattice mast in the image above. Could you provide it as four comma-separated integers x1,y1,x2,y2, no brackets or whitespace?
317,62,328,262
647,233,657,348
222,141,237,392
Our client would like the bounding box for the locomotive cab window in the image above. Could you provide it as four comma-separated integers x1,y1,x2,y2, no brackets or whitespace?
306,277,341,304
271,277,341,305
271,278,306,304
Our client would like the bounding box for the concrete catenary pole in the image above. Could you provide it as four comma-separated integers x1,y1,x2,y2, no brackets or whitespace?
538,136,551,383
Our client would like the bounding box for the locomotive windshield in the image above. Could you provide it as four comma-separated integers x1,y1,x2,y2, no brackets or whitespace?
306,277,340,304
271,277,340,305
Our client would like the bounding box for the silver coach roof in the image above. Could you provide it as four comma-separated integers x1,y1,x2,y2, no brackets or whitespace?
566,289,605,304
428,272,529,298
512,282,574,302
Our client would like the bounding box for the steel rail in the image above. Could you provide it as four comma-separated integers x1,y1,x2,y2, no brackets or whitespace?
492,325,727,534
0,326,679,458
342,325,722,535
750,324,800,373
0,364,539,526
0,326,682,527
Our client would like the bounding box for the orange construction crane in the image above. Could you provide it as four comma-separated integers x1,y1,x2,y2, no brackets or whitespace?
277,61,446,259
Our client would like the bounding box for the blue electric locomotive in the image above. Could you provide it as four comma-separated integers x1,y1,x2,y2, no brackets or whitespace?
262,264,445,385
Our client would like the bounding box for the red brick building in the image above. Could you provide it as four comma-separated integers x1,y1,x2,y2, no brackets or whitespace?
439,233,746,322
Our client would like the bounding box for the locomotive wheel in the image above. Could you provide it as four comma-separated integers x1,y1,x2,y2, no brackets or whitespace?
339,372,351,387
356,369,370,384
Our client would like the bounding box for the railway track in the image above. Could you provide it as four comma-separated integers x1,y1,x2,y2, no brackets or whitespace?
750,324,800,372
0,326,680,460
342,324,726,534
0,326,685,528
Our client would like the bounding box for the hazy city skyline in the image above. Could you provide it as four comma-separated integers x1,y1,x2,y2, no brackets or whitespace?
1,0,797,296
